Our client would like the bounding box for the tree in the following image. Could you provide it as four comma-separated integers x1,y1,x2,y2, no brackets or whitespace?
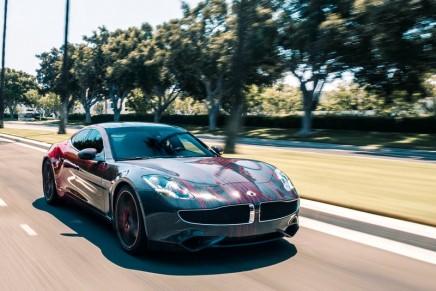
37,92,61,118
3,68,37,119
245,84,302,116
166,96,207,115
224,0,282,152
125,88,151,114
318,82,378,114
132,21,183,122
344,0,436,103
103,26,149,121
71,42,106,124
276,0,355,136
24,89,44,116
173,0,232,130
36,45,77,119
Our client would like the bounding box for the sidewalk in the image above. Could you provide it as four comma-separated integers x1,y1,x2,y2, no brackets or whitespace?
197,134,436,163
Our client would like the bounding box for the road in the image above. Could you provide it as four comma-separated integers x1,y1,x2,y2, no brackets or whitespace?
1,136,436,290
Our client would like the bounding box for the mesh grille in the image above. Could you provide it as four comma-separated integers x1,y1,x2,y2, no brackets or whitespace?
179,205,250,225
260,200,299,221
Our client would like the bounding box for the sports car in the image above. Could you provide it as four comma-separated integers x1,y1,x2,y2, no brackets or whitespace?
42,122,299,254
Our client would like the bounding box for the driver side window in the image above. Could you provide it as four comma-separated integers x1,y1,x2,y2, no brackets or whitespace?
71,129,90,151
86,130,104,153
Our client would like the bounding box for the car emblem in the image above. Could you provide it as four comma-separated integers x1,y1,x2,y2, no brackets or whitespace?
246,190,256,197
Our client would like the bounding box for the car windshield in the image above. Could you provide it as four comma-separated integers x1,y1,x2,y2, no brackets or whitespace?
107,126,214,160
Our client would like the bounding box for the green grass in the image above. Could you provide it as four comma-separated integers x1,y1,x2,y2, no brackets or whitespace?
0,128,73,144
225,147,436,226
1,126,435,226
185,126,436,151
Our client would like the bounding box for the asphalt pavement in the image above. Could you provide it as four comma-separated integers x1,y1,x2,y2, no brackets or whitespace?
0,139,435,290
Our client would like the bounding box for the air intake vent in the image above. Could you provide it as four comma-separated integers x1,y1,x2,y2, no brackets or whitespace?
179,204,251,225
260,200,299,221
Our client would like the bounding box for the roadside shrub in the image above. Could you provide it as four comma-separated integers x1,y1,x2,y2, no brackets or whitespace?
66,113,436,133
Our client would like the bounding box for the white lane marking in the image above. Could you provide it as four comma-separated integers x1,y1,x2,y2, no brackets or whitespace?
0,198,7,207
0,133,51,147
300,217,436,265
0,137,47,153
20,224,37,236
301,199,436,239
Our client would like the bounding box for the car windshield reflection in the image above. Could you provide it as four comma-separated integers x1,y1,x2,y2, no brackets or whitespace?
107,127,214,160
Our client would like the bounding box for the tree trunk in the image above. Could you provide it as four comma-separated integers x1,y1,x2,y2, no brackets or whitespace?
7,105,14,120
201,77,221,132
301,104,312,135
113,108,121,122
295,77,325,137
208,107,218,131
84,105,92,124
224,0,247,153
111,88,127,122
153,110,161,123
297,92,314,136
58,99,68,134
224,104,243,154
433,95,436,117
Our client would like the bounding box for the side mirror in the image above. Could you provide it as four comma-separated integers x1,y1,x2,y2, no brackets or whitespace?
78,148,97,160
210,145,224,156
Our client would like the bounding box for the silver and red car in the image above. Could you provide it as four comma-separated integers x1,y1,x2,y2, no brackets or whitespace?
42,122,299,254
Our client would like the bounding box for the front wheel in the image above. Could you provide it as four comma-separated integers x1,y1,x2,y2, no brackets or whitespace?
42,160,60,205
114,186,147,255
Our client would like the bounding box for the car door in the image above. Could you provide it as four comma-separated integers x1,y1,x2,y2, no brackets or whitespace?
72,129,110,213
61,129,90,197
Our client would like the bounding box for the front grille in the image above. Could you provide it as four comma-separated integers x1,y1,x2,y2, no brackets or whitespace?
260,200,299,221
178,204,251,225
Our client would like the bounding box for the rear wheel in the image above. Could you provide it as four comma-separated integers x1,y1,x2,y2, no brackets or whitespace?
114,186,147,255
42,160,60,205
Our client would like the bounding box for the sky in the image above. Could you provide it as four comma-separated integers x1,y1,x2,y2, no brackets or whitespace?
1,0,201,75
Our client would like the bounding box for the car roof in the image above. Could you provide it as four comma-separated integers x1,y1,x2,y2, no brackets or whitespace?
89,122,185,131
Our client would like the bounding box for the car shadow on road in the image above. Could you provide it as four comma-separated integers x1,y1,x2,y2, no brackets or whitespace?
33,197,297,275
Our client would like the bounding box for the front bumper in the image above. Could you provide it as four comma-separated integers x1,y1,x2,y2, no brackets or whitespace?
144,204,299,251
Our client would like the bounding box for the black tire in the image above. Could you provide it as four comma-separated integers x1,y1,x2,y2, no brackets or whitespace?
42,160,60,205
114,186,147,255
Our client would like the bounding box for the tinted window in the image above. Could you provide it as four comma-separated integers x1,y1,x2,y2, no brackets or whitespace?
107,127,214,160
71,129,90,151
86,129,104,153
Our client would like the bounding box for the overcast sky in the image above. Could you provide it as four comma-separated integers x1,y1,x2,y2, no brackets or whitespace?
1,0,201,75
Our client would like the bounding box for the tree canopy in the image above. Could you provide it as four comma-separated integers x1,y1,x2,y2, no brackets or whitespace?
1,0,433,145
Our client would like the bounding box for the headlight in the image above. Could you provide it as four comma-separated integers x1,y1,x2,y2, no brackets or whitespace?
143,175,194,199
274,169,294,192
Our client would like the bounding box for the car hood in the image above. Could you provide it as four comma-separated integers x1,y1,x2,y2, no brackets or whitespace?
122,156,275,185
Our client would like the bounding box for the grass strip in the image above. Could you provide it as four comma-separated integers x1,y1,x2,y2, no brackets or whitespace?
185,126,436,151
0,128,73,144
225,147,436,226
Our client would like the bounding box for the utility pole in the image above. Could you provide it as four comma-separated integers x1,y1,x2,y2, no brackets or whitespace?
58,0,70,134
0,0,8,128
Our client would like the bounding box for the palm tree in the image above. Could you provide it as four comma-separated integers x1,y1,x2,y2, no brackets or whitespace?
58,0,70,134
0,0,9,128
